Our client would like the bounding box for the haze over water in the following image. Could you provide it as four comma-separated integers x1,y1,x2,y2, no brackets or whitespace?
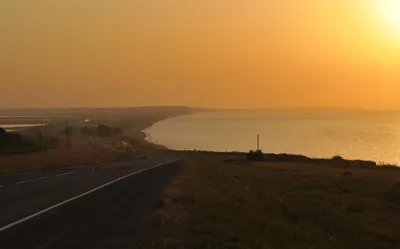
145,110,400,165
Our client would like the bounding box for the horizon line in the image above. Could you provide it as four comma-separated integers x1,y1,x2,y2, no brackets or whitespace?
1,106,400,112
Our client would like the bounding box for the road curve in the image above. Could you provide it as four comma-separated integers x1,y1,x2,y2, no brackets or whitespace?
0,153,180,249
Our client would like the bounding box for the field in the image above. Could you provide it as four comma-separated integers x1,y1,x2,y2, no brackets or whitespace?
0,106,201,173
0,136,121,174
144,152,400,249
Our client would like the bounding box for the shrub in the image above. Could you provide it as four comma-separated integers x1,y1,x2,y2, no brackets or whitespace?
3,132,23,148
81,127,97,137
112,127,123,135
97,124,112,137
42,135,60,149
266,153,310,162
332,155,343,161
0,128,5,149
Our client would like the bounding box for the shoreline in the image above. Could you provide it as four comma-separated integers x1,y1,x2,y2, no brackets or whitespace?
140,126,171,151
139,117,398,169
141,121,399,169
3,109,399,175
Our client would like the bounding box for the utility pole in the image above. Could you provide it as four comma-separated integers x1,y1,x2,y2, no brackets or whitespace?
65,120,71,148
37,132,43,150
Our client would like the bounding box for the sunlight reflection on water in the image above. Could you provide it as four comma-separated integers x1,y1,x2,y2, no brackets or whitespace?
145,111,400,165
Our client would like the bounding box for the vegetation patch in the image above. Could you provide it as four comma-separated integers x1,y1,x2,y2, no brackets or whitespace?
144,152,400,249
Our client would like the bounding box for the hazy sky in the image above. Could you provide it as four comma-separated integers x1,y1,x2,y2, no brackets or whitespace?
1,0,400,109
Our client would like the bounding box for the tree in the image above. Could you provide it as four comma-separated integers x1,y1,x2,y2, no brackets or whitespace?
0,128,5,151
37,132,43,150
112,127,123,135
3,132,23,148
97,124,112,137
81,127,97,136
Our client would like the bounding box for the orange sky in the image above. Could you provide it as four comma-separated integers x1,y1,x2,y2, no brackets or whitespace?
1,0,399,109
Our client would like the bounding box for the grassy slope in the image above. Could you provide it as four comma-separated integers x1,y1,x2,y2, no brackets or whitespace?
144,152,400,249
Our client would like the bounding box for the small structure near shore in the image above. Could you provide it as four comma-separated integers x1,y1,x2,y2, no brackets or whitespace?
247,134,264,161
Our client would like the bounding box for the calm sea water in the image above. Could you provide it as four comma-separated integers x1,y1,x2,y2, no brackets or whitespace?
1,124,45,128
0,124,46,132
0,116,50,131
144,110,400,164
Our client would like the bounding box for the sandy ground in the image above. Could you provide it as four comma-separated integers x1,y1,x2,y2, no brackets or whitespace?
0,137,121,174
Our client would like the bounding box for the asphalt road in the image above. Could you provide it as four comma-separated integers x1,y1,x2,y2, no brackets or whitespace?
0,151,179,249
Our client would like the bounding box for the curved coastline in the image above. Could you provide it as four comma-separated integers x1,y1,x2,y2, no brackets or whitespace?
140,111,400,167
141,113,202,150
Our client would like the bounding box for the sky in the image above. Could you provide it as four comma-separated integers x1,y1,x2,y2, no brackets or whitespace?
1,0,400,109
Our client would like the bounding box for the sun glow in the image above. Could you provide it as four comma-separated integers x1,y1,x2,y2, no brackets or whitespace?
372,0,400,39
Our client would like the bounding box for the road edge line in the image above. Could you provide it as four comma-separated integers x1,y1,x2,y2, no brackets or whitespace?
16,177,48,185
56,172,76,177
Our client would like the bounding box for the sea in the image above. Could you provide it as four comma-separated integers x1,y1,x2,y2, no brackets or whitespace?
1,124,45,130
144,110,400,165
0,116,50,131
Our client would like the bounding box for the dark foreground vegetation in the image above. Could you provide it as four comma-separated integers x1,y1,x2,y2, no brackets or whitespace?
143,151,400,249
245,150,390,169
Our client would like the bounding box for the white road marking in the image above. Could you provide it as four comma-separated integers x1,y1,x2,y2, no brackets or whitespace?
0,159,179,233
16,177,48,185
56,172,76,177
83,168,96,171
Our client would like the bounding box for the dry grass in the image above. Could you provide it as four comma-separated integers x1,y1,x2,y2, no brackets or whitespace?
0,136,121,174
144,152,400,249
